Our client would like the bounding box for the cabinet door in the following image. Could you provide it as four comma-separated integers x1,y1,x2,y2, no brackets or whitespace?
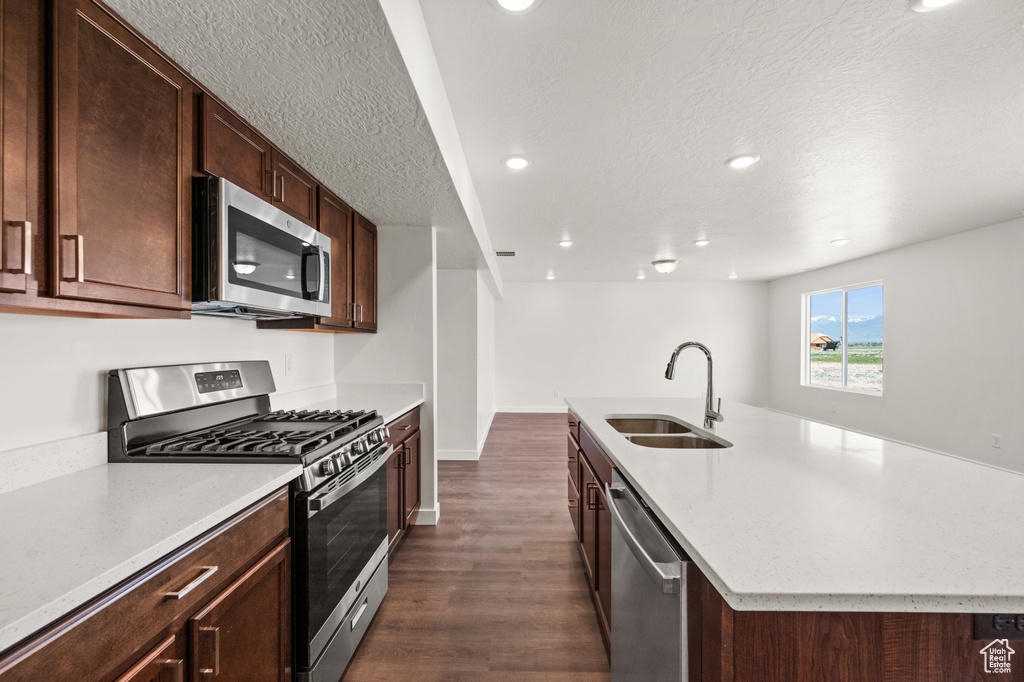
402,430,421,528
596,484,612,629
386,446,402,553
567,435,580,490
269,149,317,226
200,94,271,200
317,187,353,328
52,0,191,310
188,539,291,682
567,473,580,540
114,633,186,682
0,0,31,294
579,458,598,586
351,212,376,331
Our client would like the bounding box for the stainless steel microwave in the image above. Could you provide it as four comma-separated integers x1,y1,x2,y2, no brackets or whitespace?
192,176,331,320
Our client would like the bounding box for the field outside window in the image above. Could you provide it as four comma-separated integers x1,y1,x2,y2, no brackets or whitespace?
805,283,883,394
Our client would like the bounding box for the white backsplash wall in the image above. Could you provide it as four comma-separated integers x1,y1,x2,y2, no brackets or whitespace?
0,314,335,453
767,218,1023,472
495,281,769,412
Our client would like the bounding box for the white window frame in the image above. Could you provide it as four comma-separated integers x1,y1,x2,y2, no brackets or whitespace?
801,280,884,396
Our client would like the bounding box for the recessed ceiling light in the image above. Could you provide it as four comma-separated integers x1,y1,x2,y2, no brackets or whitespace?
830,238,851,246
725,153,760,169
558,239,573,247
503,155,532,170
490,0,542,14
909,0,959,11
636,272,646,280
728,274,738,279
652,259,678,274
546,273,555,280
693,239,710,247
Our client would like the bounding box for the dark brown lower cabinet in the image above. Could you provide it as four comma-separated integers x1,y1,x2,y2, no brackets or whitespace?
0,489,290,682
386,407,421,557
568,412,613,655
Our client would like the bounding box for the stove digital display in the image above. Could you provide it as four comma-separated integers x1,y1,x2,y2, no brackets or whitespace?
195,370,243,394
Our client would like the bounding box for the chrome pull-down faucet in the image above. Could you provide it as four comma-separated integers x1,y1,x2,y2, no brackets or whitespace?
665,341,724,430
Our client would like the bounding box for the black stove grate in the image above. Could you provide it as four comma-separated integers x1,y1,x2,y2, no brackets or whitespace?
264,409,368,423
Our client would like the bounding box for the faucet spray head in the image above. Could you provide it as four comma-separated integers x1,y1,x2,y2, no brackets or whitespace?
665,362,675,380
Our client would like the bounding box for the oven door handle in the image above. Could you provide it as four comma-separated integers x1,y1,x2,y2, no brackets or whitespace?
305,443,393,516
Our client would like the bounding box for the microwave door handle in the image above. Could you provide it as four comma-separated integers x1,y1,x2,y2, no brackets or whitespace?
318,248,329,303
302,248,321,300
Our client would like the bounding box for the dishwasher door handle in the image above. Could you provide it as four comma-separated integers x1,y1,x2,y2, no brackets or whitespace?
606,483,681,595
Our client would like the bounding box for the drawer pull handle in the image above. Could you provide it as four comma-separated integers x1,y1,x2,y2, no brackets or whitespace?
161,659,184,682
397,425,411,431
350,598,369,631
164,566,218,600
568,500,578,509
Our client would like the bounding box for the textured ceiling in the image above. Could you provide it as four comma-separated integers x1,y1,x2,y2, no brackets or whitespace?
103,0,486,269
419,0,1024,281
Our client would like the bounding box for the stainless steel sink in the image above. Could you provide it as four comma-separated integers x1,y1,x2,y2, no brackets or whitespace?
626,434,732,449
605,418,691,434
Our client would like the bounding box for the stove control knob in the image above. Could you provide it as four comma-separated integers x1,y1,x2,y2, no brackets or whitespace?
382,425,391,439
352,440,368,456
368,429,382,445
319,457,338,476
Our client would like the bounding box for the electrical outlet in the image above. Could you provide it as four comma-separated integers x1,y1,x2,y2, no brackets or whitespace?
553,389,560,398
992,434,1003,449
285,354,295,376
831,402,837,413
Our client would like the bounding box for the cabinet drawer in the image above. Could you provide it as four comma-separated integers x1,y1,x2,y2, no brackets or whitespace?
567,434,580,490
567,410,580,442
386,407,420,448
0,489,289,682
580,424,615,486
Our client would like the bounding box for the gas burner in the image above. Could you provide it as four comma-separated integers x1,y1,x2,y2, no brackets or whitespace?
266,409,368,423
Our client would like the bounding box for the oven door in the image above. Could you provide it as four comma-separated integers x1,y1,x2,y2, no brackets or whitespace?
293,445,390,669
218,177,331,316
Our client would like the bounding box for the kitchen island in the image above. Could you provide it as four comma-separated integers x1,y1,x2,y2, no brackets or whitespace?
567,397,1024,681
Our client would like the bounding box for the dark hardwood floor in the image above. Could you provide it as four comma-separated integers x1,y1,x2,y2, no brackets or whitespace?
343,413,610,682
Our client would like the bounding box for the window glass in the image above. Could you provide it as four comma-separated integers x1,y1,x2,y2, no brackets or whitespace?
808,290,842,388
845,285,884,392
805,283,883,394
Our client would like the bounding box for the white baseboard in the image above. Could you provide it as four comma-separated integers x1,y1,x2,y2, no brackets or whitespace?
476,410,496,452
495,405,568,414
412,504,440,525
437,448,481,461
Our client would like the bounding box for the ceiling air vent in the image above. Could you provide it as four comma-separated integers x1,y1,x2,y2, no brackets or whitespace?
495,251,516,257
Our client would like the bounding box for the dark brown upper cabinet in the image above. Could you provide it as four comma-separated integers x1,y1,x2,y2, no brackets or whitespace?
52,0,192,312
0,0,32,295
199,94,273,202
317,187,353,327
352,212,377,331
269,149,317,226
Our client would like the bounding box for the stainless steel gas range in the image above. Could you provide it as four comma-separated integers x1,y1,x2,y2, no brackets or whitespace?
107,361,390,682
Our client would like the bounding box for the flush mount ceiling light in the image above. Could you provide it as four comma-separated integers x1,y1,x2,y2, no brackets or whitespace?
232,261,259,275
909,0,959,11
725,153,760,170
694,239,710,247
546,273,555,280
652,259,679,274
490,0,542,14
728,274,739,280
503,155,531,170
558,239,573,247
830,238,851,246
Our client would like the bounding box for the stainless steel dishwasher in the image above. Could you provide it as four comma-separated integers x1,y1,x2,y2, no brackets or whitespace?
607,470,689,682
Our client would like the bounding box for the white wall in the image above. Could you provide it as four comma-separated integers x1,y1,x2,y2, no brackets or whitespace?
767,218,1023,471
495,282,769,411
476,271,496,448
335,226,439,522
0,314,334,453
437,270,479,453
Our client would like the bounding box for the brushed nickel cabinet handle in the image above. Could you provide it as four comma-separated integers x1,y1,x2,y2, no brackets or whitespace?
62,234,84,282
161,659,184,682
164,566,218,599
586,482,598,510
271,170,278,200
279,173,285,203
568,500,578,509
6,221,31,274
198,626,220,677
405,446,411,466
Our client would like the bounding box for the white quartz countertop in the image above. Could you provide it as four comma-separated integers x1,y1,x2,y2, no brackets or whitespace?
0,463,301,654
566,397,1024,613
303,383,424,424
